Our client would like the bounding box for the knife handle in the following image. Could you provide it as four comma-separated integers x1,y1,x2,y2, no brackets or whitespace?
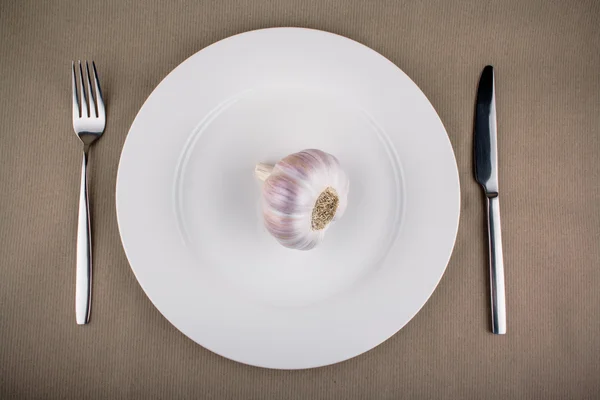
486,195,506,334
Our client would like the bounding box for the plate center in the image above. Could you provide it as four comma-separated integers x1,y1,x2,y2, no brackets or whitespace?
175,87,402,307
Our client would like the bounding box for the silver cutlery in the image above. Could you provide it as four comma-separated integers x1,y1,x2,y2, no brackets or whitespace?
474,65,506,334
71,61,105,325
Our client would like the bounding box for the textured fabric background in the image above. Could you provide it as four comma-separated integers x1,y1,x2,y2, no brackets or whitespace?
1,0,599,399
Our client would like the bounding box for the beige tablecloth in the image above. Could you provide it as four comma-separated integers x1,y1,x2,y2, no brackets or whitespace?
1,0,599,398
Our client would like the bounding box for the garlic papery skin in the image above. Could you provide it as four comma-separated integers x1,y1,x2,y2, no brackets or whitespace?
255,149,349,250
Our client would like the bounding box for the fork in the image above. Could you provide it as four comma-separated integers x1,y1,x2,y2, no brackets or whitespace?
71,61,105,325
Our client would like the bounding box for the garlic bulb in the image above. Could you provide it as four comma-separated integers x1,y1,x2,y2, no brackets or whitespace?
255,149,349,250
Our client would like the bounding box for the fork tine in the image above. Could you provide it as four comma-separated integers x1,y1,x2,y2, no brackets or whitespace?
85,61,97,117
72,61,80,118
91,62,105,118
78,61,89,118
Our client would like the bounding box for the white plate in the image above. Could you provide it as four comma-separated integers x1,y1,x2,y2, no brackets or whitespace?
116,28,460,369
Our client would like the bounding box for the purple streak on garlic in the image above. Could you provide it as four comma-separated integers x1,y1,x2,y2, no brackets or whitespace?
255,149,349,250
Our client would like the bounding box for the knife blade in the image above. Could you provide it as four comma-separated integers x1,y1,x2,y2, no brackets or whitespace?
474,65,506,334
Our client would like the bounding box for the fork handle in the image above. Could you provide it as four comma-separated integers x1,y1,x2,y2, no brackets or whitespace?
76,151,92,325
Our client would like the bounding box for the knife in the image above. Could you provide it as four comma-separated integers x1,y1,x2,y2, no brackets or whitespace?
474,65,506,334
